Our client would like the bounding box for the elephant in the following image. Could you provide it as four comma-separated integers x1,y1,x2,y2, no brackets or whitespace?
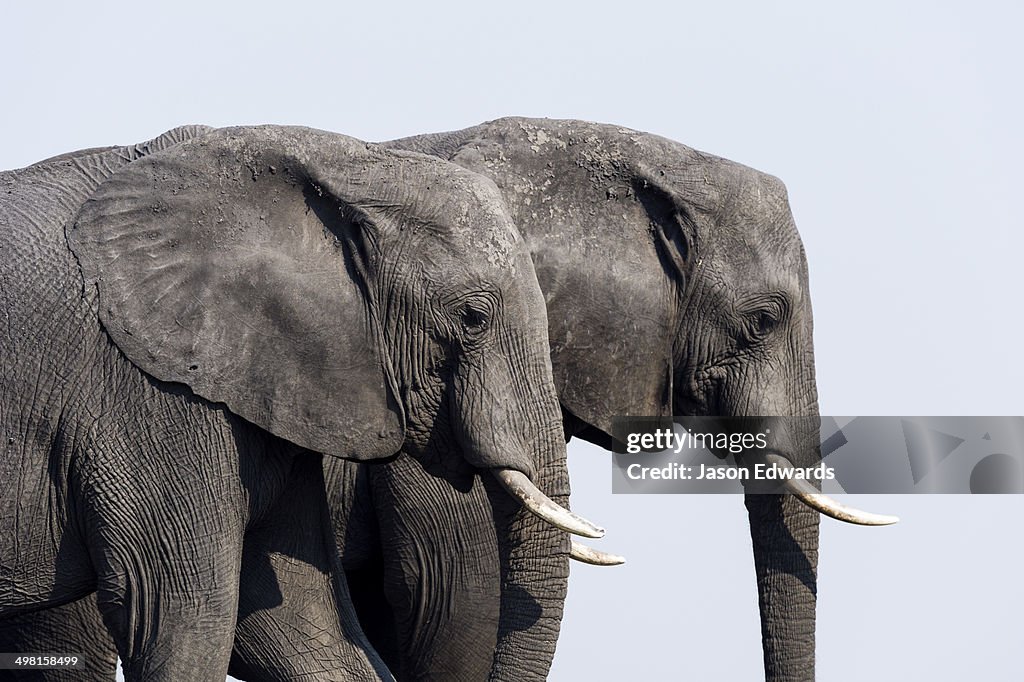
0,124,607,681
4,117,899,682
320,117,897,681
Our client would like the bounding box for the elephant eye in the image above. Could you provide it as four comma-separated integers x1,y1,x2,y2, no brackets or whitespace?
444,291,498,344
459,305,490,334
754,311,777,335
737,294,789,345
744,309,781,341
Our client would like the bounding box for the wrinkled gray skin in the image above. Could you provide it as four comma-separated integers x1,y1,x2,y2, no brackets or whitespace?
0,125,572,681
341,117,821,681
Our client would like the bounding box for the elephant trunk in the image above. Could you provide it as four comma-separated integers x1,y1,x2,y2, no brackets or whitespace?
486,435,572,682
741,396,823,682
746,492,819,681
745,435,897,681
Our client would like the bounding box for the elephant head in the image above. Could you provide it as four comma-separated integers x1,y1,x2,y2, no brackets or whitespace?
387,117,895,680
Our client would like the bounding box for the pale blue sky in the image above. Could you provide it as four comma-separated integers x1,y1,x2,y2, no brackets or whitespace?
3,1,1021,679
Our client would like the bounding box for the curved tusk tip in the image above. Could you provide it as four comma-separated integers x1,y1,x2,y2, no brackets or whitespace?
570,540,626,566
569,519,606,539
771,457,902,527
818,506,900,527
493,467,607,538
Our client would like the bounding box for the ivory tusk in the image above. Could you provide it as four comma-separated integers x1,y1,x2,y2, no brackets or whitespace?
570,540,626,566
493,468,605,539
764,453,899,526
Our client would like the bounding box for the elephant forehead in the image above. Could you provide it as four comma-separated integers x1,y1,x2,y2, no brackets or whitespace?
722,167,790,220
358,150,523,271
712,243,805,296
689,159,801,248
445,195,521,270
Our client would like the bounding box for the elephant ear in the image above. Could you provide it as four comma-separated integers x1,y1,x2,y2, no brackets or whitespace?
446,119,698,439
69,126,405,460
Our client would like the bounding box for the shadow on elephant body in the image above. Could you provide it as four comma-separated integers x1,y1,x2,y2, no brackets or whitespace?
336,453,548,682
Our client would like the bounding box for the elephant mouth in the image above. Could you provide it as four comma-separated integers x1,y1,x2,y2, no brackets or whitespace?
492,468,626,566
761,452,900,526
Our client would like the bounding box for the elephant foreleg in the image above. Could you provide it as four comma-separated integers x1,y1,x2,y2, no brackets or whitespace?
88,515,242,681
368,453,501,682
81,440,246,682
0,595,118,681
230,454,391,682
